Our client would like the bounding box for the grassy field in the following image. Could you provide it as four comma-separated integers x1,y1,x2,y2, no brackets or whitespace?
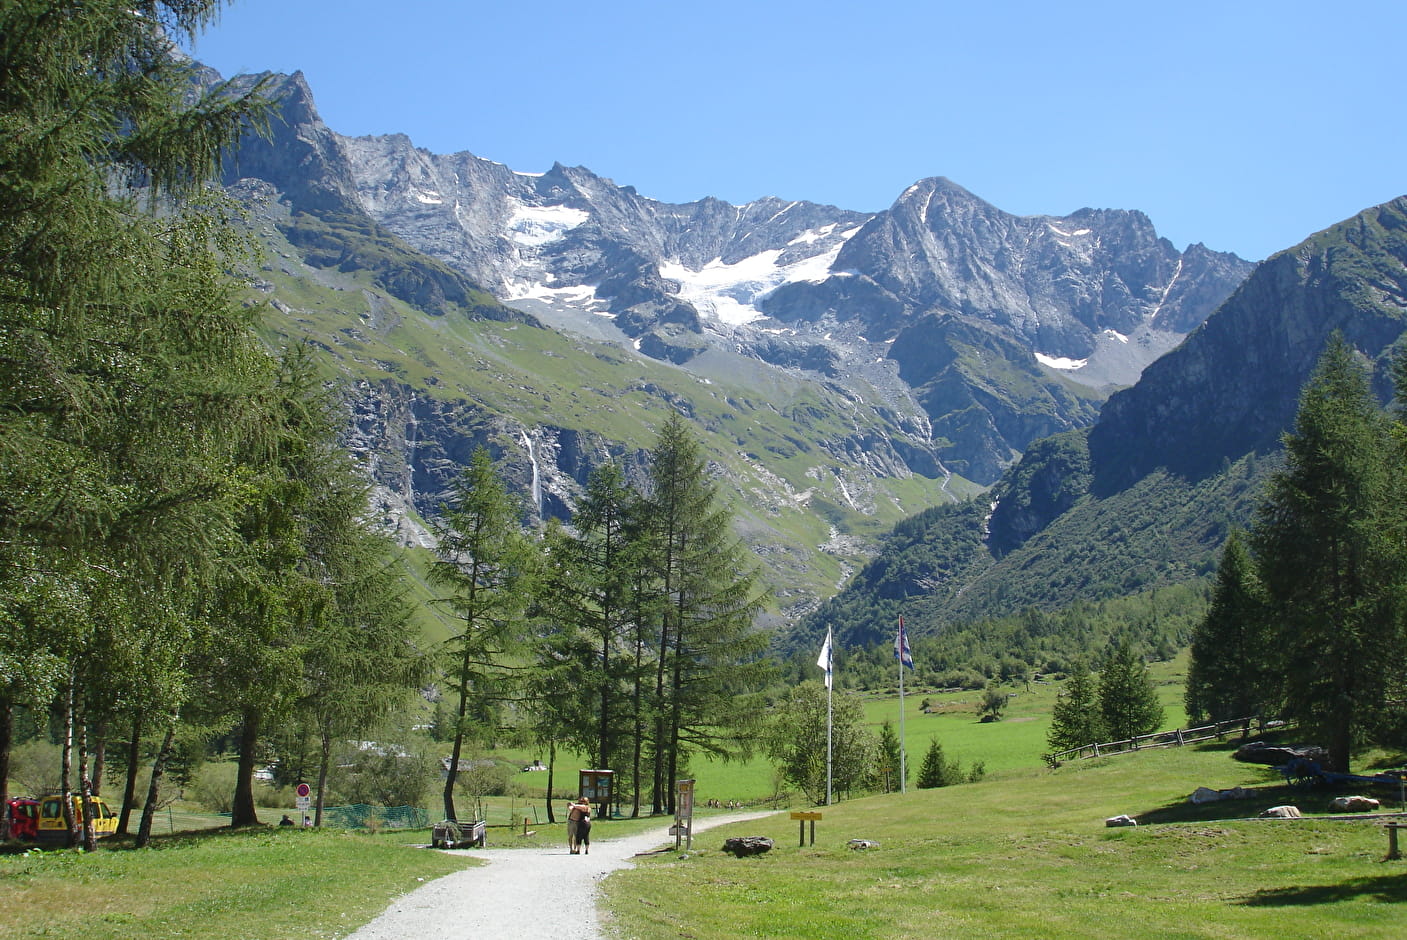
471,657,1192,830
0,827,473,940
6,660,1405,940
602,741,1407,939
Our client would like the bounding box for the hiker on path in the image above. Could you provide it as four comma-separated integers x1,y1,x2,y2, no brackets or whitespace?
566,796,591,854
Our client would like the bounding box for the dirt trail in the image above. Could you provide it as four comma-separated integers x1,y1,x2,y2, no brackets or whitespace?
342,811,775,940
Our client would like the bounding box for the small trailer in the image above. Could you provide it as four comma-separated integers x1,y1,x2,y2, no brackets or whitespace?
1280,758,1407,792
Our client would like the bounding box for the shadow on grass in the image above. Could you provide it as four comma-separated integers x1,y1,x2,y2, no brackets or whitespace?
1135,783,1304,825
1239,872,1407,906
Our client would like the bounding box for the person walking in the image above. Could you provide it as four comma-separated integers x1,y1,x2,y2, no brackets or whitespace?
566,796,591,855
577,802,592,855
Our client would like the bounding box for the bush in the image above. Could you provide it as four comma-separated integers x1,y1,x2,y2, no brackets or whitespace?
191,761,241,814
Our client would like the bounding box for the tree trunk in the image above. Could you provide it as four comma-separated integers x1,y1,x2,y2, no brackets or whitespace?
0,696,12,841
90,720,106,794
545,739,556,823
230,706,262,827
60,676,76,847
77,707,96,853
117,716,142,836
443,728,463,822
136,721,176,848
315,724,332,828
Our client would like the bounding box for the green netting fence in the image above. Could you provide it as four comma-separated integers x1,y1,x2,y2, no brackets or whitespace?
317,804,429,830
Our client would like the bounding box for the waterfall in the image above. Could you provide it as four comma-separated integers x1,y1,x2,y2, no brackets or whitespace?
520,429,542,515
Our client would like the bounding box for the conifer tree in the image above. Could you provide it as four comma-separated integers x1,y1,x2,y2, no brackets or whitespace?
0,0,270,841
1185,532,1274,723
641,414,769,813
432,447,536,822
874,719,903,792
1046,660,1104,753
1097,642,1163,742
537,464,641,781
916,737,960,788
1250,334,1403,772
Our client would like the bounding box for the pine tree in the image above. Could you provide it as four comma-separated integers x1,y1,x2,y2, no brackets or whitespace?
1250,334,1404,772
1185,532,1274,723
875,719,903,792
1097,642,1163,742
1046,660,1104,753
916,737,960,788
431,447,536,822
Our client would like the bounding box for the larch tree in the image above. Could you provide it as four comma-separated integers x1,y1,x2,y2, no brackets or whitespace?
431,446,536,823
641,413,769,814
1046,659,1104,754
536,464,641,787
1250,334,1404,772
0,0,270,844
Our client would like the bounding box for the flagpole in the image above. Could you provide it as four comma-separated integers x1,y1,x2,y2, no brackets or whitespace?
898,639,906,794
826,659,833,806
896,615,911,794
817,627,834,807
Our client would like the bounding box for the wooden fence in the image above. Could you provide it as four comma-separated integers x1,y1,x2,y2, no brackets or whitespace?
1047,717,1289,765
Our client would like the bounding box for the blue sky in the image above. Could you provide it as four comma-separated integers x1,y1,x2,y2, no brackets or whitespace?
187,0,1406,261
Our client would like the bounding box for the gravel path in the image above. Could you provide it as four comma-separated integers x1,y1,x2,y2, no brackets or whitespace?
342,811,775,940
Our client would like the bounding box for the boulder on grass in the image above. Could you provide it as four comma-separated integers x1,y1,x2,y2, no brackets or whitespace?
1260,805,1302,818
1190,785,1252,804
1105,814,1138,827
1233,742,1327,766
1329,796,1380,813
722,836,774,857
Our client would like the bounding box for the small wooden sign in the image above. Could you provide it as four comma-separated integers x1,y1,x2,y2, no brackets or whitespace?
790,811,821,846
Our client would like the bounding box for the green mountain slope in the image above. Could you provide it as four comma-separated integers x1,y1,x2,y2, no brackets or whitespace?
237,201,973,617
799,197,1407,651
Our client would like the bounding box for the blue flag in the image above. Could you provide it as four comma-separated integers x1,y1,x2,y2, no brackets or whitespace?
895,616,914,670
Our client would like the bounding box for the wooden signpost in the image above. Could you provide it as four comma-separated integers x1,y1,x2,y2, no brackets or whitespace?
790,811,821,846
675,779,696,849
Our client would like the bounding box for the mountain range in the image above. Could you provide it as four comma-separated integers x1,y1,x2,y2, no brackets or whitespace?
209,64,1382,633
804,196,1407,649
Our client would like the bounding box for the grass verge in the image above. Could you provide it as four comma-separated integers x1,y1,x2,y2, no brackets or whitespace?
0,827,472,940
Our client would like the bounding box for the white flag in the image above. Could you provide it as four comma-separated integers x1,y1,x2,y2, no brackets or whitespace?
816,627,833,689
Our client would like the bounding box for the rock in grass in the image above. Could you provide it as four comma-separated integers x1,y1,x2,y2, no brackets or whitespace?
1260,805,1302,818
1105,814,1138,827
722,836,774,857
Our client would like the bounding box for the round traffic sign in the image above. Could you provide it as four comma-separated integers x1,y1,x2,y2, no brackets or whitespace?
296,783,311,798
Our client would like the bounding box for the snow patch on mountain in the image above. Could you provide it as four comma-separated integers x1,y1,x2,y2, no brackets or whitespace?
506,203,589,247
1036,352,1088,370
660,226,859,325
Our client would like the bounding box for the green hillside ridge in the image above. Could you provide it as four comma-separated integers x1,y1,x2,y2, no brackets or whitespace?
240,213,974,612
